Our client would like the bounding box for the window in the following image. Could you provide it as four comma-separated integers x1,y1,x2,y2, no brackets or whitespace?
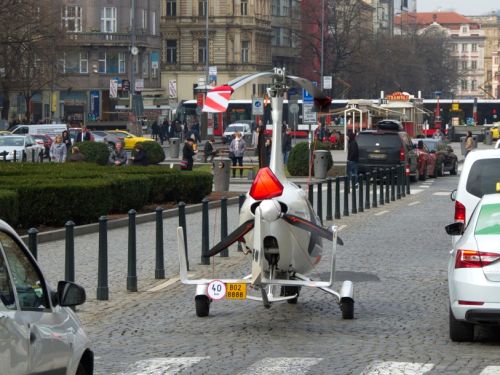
65,52,79,73
198,39,207,63
462,43,467,52
241,0,248,15
151,51,159,78
199,0,207,16
166,0,176,16
80,52,88,73
0,246,16,311
471,43,477,52
142,54,149,78
98,51,106,73
0,231,49,311
272,0,279,16
119,52,126,73
241,41,249,63
142,9,148,30
451,43,457,51
471,60,477,70
461,60,468,70
166,40,177,64
471,79,476,91
107,52,120,74
62,5,82,32
151,11,156,35
462,26,468,33
101,7,117,33
461,80,468,91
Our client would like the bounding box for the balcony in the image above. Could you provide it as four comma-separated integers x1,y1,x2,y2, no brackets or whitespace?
65,32,161,48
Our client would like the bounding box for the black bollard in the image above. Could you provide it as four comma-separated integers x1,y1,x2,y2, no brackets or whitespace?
13,150,16,162
127,209,137,292
97,216,109,300
358,174,364,213
65,221,75,282
237,194,245,252
397,166,402,199
220,198,229,257
317,182,323,224
178,202,189,270
343,176,349,216
308,184,314,205
335,176,341,219
31,149,35,162
201,198,210,265
406,167,411,195
27,228,38,260
372,170,378,208
351,176,357,214
155,207,165,279
391,167,396,201
379,169,385,206
385,168,390,204
326,178,333,221
401,166,406,198
365,172,371,210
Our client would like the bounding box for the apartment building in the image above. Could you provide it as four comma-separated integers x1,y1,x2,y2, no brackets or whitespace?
271,0,302,74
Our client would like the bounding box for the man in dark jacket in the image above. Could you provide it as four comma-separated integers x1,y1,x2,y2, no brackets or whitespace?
75,126,93,143
256,120,266,168
282,124,292,165
347,131,359,190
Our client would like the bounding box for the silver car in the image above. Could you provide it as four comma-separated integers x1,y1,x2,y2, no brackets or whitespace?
0,220,93,374
0,135,43,162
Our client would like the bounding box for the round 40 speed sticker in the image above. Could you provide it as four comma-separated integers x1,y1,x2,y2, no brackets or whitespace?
207,280,226,300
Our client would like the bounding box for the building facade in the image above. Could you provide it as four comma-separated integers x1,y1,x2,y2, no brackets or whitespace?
363,0,393,35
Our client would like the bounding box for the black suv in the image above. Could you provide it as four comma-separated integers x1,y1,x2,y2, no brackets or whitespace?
357,121,419,180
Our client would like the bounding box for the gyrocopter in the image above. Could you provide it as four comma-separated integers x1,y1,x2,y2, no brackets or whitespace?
177,67,354,318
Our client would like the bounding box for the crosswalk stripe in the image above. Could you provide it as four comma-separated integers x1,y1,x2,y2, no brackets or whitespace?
237,357,323,375
116,357,209,375
411,189,423,194
433,192,451,196
480,366,500,375
360,361,434,375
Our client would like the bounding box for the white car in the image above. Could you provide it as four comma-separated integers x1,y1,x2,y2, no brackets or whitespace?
222,122,252,144
0,219,93,374
0,135,44,162
446,194,500,341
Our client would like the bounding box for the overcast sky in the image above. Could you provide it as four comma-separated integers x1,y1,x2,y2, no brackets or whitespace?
417,0,499,16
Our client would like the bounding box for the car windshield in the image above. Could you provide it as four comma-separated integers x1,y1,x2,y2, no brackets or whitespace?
466,158,500,198
475,203,500,235
357,133,401,148
226,125,245,133
0,137,24,147
421,140,437,152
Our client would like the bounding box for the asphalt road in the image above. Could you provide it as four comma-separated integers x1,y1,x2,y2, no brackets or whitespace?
70,167,500,375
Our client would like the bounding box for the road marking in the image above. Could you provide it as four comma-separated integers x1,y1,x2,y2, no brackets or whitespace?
361,361,434,375
237,358,323,375
117,357,209,375
433,192,451,196
418,185,430,188
375,210,389,216
408,201,420,206
411,189,423,194
147,278,180,292
337,225,347,232
480,366,500,375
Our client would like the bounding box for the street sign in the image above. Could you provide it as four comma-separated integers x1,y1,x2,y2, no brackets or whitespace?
288,87,298,96
303,103,317,124
207,280,226,300
323,76,332,89
109,79,118,98
289,103,299,114
135,79,144,92
302,81,317,103
252,97,264,115
168,80,177,98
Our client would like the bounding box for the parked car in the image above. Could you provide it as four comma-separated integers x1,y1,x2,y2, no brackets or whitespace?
0,219,94,373
357,124,418,180
105,130,155,150
90,130,109,143
222,123,252,144
32,134,53,158
419,138,458,176
0,130,11,136
10,124,67,140
445,194,500,341
412,139,437,179
0,135,44,162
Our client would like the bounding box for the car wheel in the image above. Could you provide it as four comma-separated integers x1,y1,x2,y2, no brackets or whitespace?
450,160,458,175
195,295,210,317
340,298,354,319
449,308,474,342
410,166,419,182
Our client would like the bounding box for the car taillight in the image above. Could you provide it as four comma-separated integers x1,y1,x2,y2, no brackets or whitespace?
400,147,405,162
455,250,500,269
454,200,466,224
405,165,410,175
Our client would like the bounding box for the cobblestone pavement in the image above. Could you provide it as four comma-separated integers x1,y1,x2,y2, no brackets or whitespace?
57,165,500,375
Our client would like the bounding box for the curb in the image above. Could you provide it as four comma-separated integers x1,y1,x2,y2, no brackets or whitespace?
21,196,241,244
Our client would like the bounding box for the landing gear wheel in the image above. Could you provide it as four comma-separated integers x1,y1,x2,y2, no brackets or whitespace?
340,298,354,319
76,363,89,375
195,295,210,317
450,160,458,175
281,286,301,304
449,308,474,342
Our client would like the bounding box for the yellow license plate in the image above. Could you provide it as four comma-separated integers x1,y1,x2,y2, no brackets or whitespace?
225,283,247,300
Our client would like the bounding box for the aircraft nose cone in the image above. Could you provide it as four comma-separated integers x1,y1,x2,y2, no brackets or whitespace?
259,199,282,222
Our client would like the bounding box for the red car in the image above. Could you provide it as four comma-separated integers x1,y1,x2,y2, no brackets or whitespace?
32,134,53,158
412,139,437,179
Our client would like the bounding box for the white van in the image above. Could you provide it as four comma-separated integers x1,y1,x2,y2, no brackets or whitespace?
11,124,68,139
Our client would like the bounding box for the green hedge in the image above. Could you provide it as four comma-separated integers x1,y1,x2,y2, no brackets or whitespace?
287,141,333,176
0,190,19,226
77,141,110,165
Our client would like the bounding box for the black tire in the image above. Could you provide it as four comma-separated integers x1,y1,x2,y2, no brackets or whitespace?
281,286,300,304
449,308,474,342
340,298,354,319
76,363,89,375
195,295,210,317
450,160,458,175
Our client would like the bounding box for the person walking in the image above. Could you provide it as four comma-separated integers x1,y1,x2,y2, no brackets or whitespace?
50,135,67,163
203,137,218,162
182,138,195,171
282,125,291,165
151,121,159,141
108,141,127,166
347,131,359,190
255,120,266,169
264,138,272,167
229,131,246,178
465,131,474,157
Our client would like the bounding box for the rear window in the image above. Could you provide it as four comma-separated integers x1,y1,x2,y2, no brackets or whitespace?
466,159,500,198
421,140,437,152
357,133,401,148
475,203,500,235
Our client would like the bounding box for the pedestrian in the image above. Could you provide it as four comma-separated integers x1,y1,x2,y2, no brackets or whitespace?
229,131,246,178
161,118,170,144
108,141,127,166
203,137,218,162
264,138,272,167
75,126,93,143
182,138,195,171
61,130,72,160
130,143,148,166
69,146,86,162
151,121,159,141
282,125,291,165
433,128,443,141
465,131,474,157
256,120,266,168
50,135,67,163
347,131,359,190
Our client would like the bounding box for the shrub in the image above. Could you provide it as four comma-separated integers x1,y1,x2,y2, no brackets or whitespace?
77,141,110,165
132,141,165,165
0,190,19,227
109,175,151,212
287,141,333,176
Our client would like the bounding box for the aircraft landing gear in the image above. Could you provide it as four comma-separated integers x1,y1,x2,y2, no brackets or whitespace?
340,298,354,319
195,295,211,317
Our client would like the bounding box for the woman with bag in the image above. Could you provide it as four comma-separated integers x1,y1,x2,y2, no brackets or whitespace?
229,131,246,178
182,138,195,170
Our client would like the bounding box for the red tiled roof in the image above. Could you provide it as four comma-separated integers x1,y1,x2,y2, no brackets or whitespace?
395,12,479,26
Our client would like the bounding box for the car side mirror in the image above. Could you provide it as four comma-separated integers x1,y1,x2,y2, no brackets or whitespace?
57,281,86,307
450,189,457,202
445,222,464,236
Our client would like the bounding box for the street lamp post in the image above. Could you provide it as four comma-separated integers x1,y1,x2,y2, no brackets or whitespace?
320,0,325,90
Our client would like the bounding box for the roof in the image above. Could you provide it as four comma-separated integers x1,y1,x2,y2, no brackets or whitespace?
395,12,479,27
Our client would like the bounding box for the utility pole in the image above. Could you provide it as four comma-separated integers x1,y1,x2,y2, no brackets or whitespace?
202,0,209,140
129,0,139,134
320,0,325,90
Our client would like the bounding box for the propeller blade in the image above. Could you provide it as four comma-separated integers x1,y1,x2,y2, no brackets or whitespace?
207,219,255,257
282,214,344,245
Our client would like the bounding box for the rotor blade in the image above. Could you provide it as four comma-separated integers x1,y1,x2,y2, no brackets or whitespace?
282,214,343,245
207,219,255,257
